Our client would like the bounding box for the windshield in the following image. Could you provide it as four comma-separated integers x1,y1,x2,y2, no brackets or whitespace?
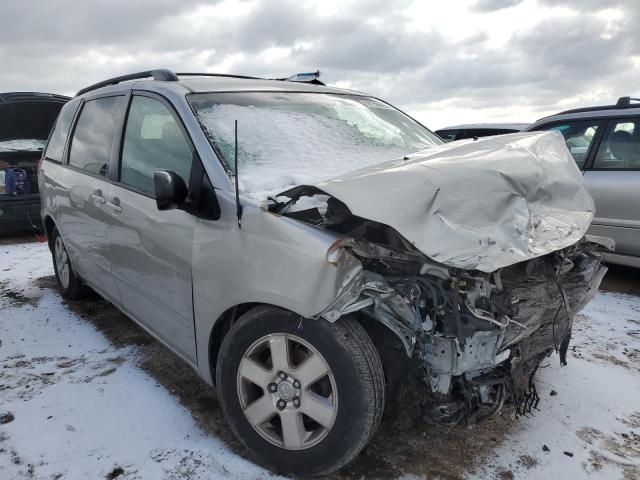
0,139,47,152
188,92,441,199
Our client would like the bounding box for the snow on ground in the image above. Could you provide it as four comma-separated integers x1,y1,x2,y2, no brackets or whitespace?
0,241,279,480
471,291,640,480
1,240,639,479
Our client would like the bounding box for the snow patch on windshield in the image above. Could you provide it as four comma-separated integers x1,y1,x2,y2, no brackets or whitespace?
0,139,46,152
197,104,414,200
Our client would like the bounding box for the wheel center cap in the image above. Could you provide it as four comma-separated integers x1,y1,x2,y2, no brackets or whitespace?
277,381,295,401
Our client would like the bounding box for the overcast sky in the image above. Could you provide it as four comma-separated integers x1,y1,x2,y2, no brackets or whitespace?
1,0,638,128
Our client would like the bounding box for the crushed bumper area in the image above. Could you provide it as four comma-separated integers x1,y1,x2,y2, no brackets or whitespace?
319,237,608,424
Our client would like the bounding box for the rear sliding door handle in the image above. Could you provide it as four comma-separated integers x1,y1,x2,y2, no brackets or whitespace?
107,197,122,213
90,190,105,204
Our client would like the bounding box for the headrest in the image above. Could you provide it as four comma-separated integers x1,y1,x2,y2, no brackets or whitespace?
610,130,632,161
162,121,183,144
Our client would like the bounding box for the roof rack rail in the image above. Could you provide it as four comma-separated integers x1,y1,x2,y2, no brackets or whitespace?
75,69,179,97
552,96,640,116
175,72,264,81
177,71,326,85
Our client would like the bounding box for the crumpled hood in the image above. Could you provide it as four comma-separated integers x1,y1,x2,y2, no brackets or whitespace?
315,131,595,273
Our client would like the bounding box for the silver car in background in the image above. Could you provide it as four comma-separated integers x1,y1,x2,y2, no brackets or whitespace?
39,69,609,476
525,96,640,268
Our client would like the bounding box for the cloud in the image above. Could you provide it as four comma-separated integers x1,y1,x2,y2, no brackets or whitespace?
470,0,524,13
0,0,638,129
537,0,617,9
0,0,210,46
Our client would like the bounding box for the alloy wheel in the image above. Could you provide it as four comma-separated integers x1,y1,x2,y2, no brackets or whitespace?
236,333,338,450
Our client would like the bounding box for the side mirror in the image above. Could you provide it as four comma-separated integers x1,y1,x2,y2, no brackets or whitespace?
154,170,188,210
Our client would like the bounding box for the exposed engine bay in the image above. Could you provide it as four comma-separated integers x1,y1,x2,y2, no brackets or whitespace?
267,188,610,424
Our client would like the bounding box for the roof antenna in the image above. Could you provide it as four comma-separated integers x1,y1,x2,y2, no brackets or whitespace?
234,120,243,228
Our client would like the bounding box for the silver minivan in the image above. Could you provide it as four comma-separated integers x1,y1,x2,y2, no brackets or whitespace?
40,70,608,476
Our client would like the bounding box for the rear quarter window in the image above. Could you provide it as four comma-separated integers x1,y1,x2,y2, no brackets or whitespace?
44,101,79,163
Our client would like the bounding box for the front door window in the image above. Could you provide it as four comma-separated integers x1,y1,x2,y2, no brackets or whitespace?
538,120,601,168
120,95,194,195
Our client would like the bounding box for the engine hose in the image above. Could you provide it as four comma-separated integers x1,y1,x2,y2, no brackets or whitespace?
452,276,465,351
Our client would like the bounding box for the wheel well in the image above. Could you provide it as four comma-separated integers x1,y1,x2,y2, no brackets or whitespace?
207,304,414,396
43,216,56,251
208,302,260,385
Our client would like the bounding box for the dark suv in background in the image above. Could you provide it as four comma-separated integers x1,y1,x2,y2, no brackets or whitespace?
435,123,527,142
0,92,69,232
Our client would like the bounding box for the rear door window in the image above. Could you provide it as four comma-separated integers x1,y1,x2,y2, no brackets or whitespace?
119,95,194,195
593,119,640,169
68,96,123,176
534,120,602,168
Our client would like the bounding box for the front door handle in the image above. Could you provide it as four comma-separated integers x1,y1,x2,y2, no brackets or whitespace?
90,189,105,204
107,197,122,213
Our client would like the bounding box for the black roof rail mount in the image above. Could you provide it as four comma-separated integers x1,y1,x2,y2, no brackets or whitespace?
616,96,640,108
75,69,179,97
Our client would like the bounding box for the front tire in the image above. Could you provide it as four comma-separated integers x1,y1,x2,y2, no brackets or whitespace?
50,226,89,300
216,306,385,476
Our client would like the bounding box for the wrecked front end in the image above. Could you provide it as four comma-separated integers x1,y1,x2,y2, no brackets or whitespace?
318,235,608,423
265,132,611,424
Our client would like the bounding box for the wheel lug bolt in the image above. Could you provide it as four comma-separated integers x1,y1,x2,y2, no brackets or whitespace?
278,371,287,380
293,397,301,408
277,399,287,410
267,383,278,393
293,380,301,389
